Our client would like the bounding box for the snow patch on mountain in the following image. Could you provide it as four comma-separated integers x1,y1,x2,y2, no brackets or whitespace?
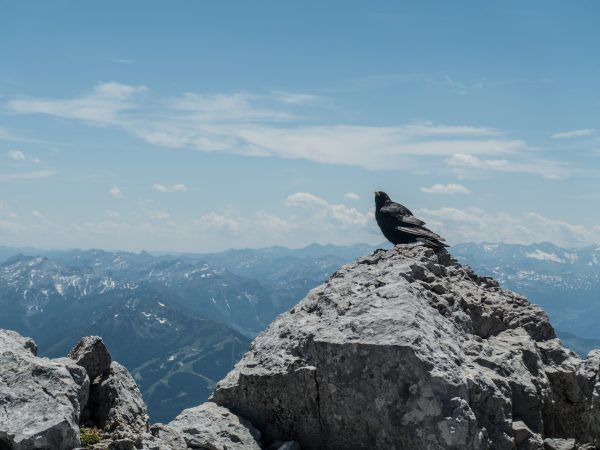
525,249,563,263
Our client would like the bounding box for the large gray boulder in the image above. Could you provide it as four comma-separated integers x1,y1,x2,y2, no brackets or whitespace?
0,329,89,449
213,246,600,449
169,402,261,450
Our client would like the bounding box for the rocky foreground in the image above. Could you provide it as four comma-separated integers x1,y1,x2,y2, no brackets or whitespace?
1,246,599,449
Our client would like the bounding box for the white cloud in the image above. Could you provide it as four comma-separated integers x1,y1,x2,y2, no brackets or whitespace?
7,149,40,163
148,210,170,220
444,76,484,95
255,210,293,231
152,183,187,193
418,207,600,248
8,149,25,161
344,192,360,201
109,186,123,198
420,183,470,194
448,153,508,169
0,170,54,182
447,153,572,180
8,82,146,125
525,249,563,263
551,129,595,139
193,212,241,234
271,91,319,105
7,84,537,172
31,210,54,227
285,192,372,229
167,92,294,122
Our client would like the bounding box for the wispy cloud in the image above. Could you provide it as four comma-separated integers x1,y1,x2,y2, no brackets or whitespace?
8,149,25,161
271,90,319,105
444,75,484,95
7,83,568,175
418,207,600,247
420,183,470,194
344,192,360,201
7,149,40,163
0,170,54,182
112,58,134,65
447,153,572,180
109,185,123,198
0,128,43,144
7,82,146,125
551,129,595,139
147,210,170,220
152,183,187,193
285,192,372,229
192,211,241,234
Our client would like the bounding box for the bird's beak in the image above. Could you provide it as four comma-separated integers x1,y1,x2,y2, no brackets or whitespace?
375,191,380,197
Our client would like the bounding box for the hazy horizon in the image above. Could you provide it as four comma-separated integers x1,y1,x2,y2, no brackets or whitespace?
2,239,599,258
2,2,599,252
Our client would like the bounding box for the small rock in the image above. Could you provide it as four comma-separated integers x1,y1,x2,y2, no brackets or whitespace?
169,402,261,450
431,283,446,295
68,336,112,380
543,437,576,450
511,420,534,443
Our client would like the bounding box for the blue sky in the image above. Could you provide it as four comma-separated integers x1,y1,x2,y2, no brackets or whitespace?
1,1,599,251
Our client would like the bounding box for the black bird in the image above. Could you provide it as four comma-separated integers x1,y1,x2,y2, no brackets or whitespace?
375,191,448,250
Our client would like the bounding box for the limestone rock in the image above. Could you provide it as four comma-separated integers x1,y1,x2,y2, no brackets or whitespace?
143,424,188,450
92,362,149,435
169,402,261,450
68,335,112,380
0,329,89,450
213,246,600,449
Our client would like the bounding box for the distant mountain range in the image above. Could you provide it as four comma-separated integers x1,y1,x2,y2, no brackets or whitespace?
0,243,378,422
1,241,598,421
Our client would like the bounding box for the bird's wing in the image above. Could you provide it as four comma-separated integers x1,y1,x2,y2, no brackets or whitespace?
380,203,425,226
396,225,446,242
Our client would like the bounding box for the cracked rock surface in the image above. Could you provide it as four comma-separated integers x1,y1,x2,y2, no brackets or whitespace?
168,402,261,450
0,329,89,450
213,246,600,450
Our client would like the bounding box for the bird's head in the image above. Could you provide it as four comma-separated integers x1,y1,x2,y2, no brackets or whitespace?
374,191,390,208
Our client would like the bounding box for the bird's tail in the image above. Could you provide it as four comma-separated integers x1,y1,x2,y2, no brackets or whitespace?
417,237,449,250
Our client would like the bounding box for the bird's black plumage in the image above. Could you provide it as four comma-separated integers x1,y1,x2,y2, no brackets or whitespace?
375,191,448,250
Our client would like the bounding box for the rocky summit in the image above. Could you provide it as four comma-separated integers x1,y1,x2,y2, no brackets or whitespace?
213,246,600,449
1,245,599,449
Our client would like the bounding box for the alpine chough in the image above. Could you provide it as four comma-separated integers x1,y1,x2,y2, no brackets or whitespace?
375,191,448,250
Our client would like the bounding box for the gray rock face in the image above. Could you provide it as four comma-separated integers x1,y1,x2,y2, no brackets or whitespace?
93,362,149,435
169,402,261,450
68,335,112,380
213,246,600,449
0,329,89,450
143,423,188,450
